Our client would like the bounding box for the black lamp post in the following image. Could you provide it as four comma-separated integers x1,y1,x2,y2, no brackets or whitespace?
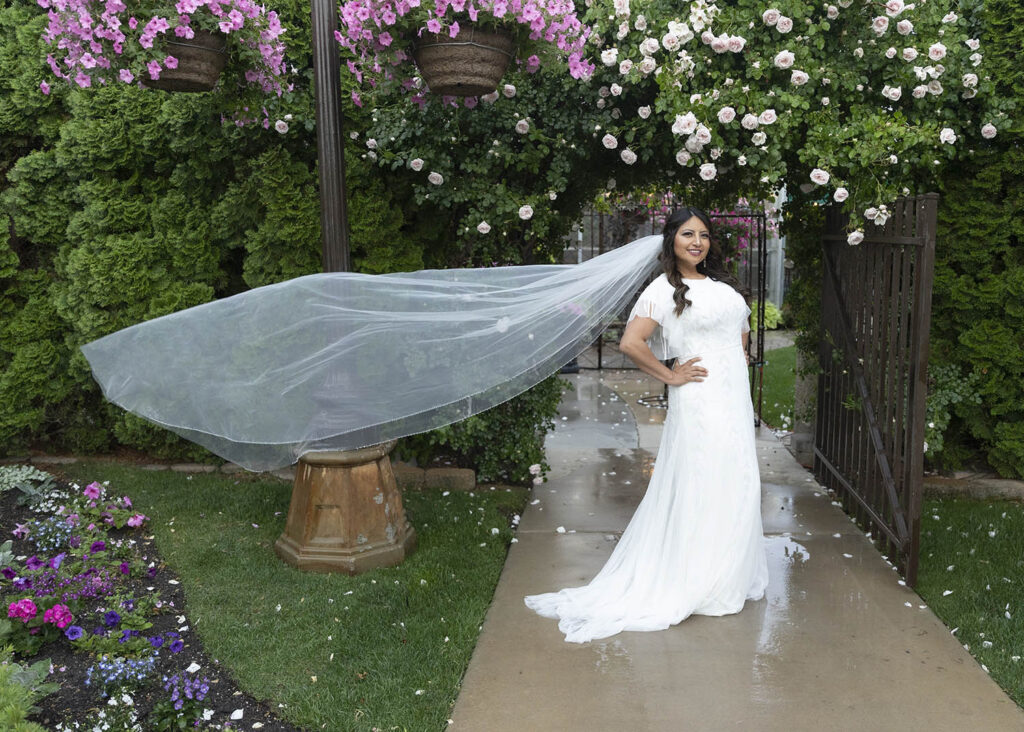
310,0,350,273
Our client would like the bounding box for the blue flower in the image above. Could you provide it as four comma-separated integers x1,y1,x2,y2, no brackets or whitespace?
169,639,184,653
103,610,121,628
149,635,165,648
64,625,84,641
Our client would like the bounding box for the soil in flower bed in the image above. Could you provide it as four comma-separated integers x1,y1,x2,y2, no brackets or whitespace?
1,484,305,731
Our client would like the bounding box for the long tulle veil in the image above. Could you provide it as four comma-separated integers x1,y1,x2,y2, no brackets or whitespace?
80,234,664,471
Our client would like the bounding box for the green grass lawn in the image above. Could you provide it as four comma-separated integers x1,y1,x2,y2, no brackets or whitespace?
917,496,1024,706
757,344,796,429
58,461,527,731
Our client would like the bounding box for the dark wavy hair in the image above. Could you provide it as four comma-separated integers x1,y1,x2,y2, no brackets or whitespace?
658,206,749,316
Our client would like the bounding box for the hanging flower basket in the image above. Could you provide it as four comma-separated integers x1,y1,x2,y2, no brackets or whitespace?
142,30,228,93
412,26,515,97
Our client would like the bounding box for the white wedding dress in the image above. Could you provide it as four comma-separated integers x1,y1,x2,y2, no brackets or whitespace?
524,272,770,643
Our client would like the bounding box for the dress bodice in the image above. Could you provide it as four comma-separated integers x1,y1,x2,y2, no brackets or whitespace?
628,273,750,359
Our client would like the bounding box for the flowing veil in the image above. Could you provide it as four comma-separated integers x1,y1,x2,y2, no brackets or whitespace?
80,235,664,471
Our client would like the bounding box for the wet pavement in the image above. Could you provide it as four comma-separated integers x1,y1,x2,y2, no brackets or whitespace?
449,371,1024,731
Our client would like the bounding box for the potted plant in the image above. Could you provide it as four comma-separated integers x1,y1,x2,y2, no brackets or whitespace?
335,0,594,101
38,0,289,105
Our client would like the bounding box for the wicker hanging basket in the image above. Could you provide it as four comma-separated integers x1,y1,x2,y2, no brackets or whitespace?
142,29,227,93
412,25,515,97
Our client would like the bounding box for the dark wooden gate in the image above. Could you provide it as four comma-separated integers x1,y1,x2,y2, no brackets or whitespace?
814,193,938,586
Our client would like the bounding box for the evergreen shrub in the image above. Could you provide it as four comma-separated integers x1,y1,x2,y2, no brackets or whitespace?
397,375,566,484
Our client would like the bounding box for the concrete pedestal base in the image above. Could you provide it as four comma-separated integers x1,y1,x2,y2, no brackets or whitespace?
274,441,416,574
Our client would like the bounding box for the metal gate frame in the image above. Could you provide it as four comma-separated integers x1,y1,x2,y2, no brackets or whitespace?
813,193,938,586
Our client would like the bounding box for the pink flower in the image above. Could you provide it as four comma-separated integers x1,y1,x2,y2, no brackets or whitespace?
8,598,38,623
83,482,103,500
43,604,73,629
127,513,146,528
426,17,441,33
74,71,91,88
13,523,29,539
164,55,178,69
40,81,51,95
147,59,162,79
128,16,137,28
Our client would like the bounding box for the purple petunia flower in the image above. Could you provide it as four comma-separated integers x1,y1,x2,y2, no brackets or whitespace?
64,625,84,641
25,556,44,571
103,610,121,627
119,562,130,576
83,482,103,500
149,635,165,648
169,639,184,653
1,567,16,580
147,566,158,579
49,553,66,570
68,536,81,549
89,541,106,554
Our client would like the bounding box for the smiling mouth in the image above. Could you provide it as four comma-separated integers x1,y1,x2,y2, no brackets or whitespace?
686,248,703,256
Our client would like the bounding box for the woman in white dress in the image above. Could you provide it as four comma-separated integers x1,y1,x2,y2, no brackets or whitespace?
524,206,770,643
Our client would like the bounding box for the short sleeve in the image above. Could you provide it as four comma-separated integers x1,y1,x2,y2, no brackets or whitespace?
627,280,669,326
741,302,751,334
626,278,672,360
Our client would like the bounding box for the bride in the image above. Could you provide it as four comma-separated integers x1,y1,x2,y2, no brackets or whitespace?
524,206,770,643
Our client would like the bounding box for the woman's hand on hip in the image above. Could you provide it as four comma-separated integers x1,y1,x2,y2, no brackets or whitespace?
666,356,707,386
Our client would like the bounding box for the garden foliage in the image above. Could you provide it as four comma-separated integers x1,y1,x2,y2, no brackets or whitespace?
398,375,565,484
0,647,53,732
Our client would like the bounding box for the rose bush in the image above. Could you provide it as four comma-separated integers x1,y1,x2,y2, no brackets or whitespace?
579,0,1008,236
352,0,1008,242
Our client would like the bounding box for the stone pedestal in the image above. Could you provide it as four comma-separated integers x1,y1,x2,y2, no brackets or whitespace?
274,441,416,574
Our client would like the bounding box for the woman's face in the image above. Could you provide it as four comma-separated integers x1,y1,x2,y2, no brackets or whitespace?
673,216,710,271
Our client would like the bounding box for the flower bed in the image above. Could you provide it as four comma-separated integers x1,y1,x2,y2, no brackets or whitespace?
0,470,299,730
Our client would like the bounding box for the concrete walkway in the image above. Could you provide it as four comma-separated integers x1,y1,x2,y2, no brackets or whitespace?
449,370,1024,731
